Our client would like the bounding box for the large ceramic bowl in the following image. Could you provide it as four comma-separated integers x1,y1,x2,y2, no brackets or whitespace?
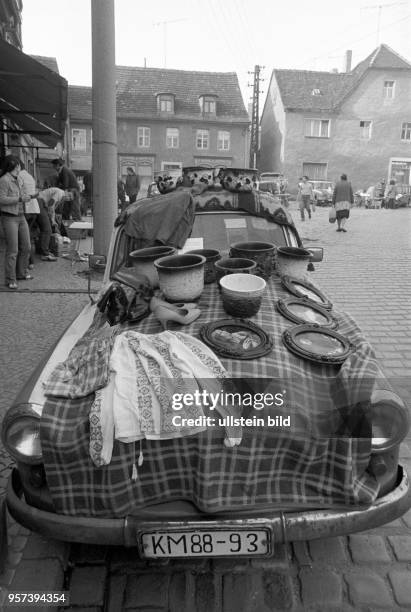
129,246,177,287
276,247,312,281
219,273,266,318
214,257,257,283
229,241,276,280
186,249,221,284
154,254,206,302
220,168,258,192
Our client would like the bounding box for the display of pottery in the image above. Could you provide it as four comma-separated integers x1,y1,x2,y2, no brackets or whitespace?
129,246,177,288
214,257,257,283
186,249,221,284
219,273,266,318
229,241,276,280
154,253,206,302
276,247,312,280
220,168,258,192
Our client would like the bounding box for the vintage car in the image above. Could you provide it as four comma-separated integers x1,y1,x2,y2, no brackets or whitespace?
2,183,410,560
257,173,289,206
310,180,334,206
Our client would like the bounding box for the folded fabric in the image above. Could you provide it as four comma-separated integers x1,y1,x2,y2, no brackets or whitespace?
89,330,242,467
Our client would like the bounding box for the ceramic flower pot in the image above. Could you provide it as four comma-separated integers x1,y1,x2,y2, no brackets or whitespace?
220,168,258,192
154,254,206,302
229,242,276,280
214,257,257,283
186,249,221,284
129,246,177,287
219,273,266,318
276,247,312,280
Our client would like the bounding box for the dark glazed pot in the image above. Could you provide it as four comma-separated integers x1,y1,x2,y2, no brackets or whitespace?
129,246,177,287
154,254,206,302
186,249,221,284
229,242,276,280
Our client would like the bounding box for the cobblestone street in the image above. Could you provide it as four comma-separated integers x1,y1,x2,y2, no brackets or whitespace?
0,204,410,611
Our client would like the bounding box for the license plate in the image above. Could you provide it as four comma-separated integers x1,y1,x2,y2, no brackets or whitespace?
140,528,270,558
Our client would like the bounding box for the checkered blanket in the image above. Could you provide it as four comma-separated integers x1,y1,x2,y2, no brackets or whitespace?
40,276,388,517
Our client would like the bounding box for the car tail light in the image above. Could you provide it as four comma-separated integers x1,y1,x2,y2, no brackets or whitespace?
370,390,410,453
1,403,43,464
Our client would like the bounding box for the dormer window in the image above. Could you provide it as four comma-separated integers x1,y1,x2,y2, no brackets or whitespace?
157,93,174,114
312,89,322,96
199,94,217,116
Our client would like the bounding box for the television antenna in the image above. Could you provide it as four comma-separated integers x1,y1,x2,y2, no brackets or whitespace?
361,2,408,45
153,18,187,68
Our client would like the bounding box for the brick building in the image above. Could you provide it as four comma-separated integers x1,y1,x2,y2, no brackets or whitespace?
68,66,250,194
259,44,411,193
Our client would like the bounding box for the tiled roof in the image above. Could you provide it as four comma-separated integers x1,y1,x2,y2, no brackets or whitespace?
68,85,92,121
273,44,411,112
68,67,249,123
29,54,59,74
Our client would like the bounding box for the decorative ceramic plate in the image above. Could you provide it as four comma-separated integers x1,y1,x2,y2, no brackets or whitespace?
199,319,273,360
282,324,355,366
281,275,333,310
276,297,338,329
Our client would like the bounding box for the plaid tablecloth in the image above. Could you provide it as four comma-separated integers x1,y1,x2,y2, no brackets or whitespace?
40,275,389,517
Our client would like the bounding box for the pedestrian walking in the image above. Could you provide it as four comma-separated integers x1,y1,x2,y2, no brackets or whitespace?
0,156,33,289
125,167,140,204
384,179,397,209
297,176,314,221
332,173,354,233
51,158,81,221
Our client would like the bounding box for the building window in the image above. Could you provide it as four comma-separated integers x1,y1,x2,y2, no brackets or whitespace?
71,128,86,151
401,123,411,141
383,81,395,98
204,99,216,113
360,120,372,139
302,162,327,180
304,119,330,138
158,95,174,113
217,130,230,151
137,127,150,148
196,129,209,149
166,128,179,149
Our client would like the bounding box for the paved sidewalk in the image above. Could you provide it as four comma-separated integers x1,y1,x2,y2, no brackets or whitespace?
0,205,410,610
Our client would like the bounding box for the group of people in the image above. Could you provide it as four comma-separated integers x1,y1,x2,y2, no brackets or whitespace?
0,156,81,290
296,173,354,232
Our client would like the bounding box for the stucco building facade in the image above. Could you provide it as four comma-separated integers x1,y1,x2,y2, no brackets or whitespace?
260,45,411,193
68,66,249,194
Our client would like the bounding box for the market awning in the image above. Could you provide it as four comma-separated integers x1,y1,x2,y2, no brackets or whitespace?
0,39,68,148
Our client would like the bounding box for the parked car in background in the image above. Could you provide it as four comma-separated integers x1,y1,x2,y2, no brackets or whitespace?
310,180,334,206
258,172,289,205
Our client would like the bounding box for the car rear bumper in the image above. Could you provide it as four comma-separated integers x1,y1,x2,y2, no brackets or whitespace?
6,466,411,551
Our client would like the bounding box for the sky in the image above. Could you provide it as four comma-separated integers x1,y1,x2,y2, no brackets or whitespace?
21,0,411,109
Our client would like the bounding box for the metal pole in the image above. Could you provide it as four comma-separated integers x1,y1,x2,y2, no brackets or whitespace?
91,0,118,256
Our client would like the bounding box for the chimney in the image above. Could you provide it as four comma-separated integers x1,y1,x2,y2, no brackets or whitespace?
344,50,352,72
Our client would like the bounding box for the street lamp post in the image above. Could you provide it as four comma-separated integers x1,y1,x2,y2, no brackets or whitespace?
91,0,117,256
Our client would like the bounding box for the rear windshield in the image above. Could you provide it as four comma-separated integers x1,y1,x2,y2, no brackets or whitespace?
188,212,291,254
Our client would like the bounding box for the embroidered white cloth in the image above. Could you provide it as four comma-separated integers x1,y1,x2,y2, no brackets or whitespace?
89,330,242,467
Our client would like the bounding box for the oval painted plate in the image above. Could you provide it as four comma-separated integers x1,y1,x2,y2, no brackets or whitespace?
199,318,273,360
282,324,355,365
276,297,338,329
281,275,333,310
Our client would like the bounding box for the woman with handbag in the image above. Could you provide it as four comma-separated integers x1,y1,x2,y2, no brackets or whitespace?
332,174,354,233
